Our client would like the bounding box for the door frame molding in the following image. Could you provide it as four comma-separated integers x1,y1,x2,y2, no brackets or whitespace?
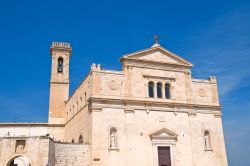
150,128,177,166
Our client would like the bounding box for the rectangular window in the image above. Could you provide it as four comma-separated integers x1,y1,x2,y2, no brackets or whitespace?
15,140,26,153
158,146,171,166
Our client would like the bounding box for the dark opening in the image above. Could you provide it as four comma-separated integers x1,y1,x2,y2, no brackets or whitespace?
157,82,162,98
58,57,63,73
165,83,171,99
79,135,83,143
158,146,171,166
148,81,154,98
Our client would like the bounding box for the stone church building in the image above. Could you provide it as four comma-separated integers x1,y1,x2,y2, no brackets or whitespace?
0,40,228,166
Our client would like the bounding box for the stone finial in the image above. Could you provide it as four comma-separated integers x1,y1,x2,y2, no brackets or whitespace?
209,76,217,83
91,63,96,70
91,63,103,70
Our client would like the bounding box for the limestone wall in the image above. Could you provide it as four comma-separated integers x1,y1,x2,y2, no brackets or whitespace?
64,106,91,143
0,136,90,166
129,66,188,101
191,77,219,105
0,124,64,141
64,72,92,143
189,112,228,166
93,69,125,97
0,125,47,137
0,136,50,166
88,64,219,107
91,107,227,166
50,142,90,166
65,73,91,122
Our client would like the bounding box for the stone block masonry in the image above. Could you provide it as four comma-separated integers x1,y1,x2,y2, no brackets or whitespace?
0,136,90,166
53,142,90,166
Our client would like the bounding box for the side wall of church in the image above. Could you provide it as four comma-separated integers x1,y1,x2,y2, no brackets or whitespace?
64,106,91,143
64,74,92,143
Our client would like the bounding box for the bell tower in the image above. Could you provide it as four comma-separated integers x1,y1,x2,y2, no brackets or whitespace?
49,42,72,124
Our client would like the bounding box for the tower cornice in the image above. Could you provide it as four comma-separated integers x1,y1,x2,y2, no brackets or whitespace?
50,42,72,55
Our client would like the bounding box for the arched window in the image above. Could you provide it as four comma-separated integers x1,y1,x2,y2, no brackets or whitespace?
165,83,171,99
78,135,83,143
148,81,154,98
157,82,162,98
58,57,63,73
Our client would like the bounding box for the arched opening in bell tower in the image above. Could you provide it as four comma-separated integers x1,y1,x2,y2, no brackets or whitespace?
57,57,64,73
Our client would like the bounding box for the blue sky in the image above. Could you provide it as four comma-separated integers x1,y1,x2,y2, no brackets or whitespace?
0,0,249,165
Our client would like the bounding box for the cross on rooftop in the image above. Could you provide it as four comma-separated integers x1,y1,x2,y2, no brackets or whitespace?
154,35,159,44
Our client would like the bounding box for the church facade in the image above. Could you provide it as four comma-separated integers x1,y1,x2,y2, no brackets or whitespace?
0,41,228,166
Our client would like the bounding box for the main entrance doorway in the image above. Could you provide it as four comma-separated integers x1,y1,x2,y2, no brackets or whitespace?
158,146,171,166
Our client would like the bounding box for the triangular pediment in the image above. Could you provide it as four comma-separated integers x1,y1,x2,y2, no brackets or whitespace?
150,128,178,140
121,45,193,67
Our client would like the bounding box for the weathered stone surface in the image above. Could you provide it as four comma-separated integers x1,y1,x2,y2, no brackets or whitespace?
0,41,228,166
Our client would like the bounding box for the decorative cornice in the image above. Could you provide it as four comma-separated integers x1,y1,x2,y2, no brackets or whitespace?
90,105,103,112
50,81,69,85
120,45,193,67
122,60,191,73
188,111,197,117
50,42,72,55
143,74,176,81
213,111,222,118
123,58,192,69
88,97,221,111
124,107,135,113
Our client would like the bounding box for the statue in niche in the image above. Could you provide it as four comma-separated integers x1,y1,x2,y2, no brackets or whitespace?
15,140,26,153
204,130,211,149
110,128,117,148
58,58,63,73
16,144,24,153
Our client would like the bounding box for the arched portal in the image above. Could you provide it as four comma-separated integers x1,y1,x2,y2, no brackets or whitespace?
7,156,31,166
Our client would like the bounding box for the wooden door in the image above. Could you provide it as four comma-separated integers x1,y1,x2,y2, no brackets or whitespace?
158,146,171,166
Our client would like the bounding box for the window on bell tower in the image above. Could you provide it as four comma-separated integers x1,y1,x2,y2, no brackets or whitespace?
58,57,63,73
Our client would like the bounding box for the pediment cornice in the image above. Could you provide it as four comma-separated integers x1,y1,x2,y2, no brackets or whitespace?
120,45,193,68
150,128,178,141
